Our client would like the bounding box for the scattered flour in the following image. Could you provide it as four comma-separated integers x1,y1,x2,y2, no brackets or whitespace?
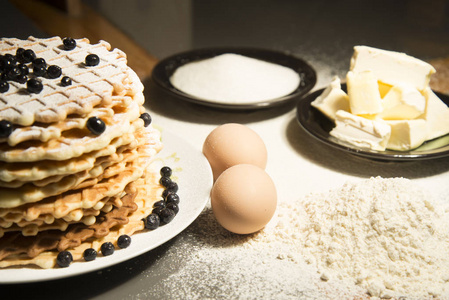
169,53,300,104
141,177,449,299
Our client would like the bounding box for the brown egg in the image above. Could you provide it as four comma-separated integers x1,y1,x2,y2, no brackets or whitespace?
203,123,267,181
211,164,277,234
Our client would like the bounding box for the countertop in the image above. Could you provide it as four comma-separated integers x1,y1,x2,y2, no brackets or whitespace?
1,1,449,299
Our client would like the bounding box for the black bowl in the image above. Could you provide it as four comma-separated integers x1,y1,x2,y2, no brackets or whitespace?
152,47,316,110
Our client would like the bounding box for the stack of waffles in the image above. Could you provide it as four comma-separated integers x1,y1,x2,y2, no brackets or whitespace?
0,36,163,268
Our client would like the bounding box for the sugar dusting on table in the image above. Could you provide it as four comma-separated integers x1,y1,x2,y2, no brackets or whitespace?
138,177,449,299
169,53,300,104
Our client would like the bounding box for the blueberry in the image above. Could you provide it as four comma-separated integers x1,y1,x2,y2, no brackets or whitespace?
61,76,72,86
16,48,25,61
0,81,9,93
159,176,171,188
166,193,180,205
4,54,17,66
160,166,172,177
18,63,29,75
56,251,73,268
47,65,62,79
117,235,131,249
27,78,43,93
85,54,100,66
0,57,12,71
83,248,97,261
166,202,179,215
32,58,46,68
100,242,115,256
153,200,166,208
33,65,46,77
140,112,152,127
15,74,27,84
22,49,36,63
0,120,13,137
144,213,160,230
162,189,175,200
63,37,76,50
152,206,164,216
166,181,178,193
160,208,176,224
86,116,106,135
6,66,21,80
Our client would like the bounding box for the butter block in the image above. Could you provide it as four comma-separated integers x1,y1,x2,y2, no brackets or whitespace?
350,46,436,91
311,77,349,121
422,88,449,141
379,84,426,120
346,70,383,115
330,110,391,151
386,119,427,151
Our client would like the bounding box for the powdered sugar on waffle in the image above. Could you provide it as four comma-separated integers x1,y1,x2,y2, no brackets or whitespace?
0,36,142,126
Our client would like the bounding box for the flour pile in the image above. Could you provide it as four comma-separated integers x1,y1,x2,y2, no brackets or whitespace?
281,177,449,299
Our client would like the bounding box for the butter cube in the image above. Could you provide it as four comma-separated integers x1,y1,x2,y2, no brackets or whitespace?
311,77,349,121
350,46,436,91
422,88,449,141
379,84,426,120
346,70,383,115
330,110,391,151
386,119,427,151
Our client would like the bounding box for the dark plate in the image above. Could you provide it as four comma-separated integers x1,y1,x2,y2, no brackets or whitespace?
296,84,449,161
152,47,316,110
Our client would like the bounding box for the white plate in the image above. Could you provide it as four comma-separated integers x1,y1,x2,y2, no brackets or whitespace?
0,129,213,284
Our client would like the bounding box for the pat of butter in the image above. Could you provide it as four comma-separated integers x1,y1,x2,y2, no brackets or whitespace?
379,84,426,120
422,88,449,141
330,110,391,151
311,77,349,121
350,46,436,91
346,70,383,115
385,119,427,151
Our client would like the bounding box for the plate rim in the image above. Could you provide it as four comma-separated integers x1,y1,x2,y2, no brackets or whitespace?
151,47,317,110
296,85,449,161
0,129,213,284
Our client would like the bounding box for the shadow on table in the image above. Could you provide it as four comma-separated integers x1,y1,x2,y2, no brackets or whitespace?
144,78,299,124
285,117,449,179
0,237,177,300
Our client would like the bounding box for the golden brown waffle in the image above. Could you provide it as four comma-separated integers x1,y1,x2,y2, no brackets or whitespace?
0,133,143,189
0,98,142,163
0,168,162,269
0,135,160,230
0,93,144,148
0,142,160,231
0,123,149,183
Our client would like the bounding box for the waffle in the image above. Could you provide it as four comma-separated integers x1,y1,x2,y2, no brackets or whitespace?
0,36,143,126
0,36,163,269
0,124,147,183
0,168,162,269
0,143,154,234
0,98,142,163
0,93,144,148
0,132,158,217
